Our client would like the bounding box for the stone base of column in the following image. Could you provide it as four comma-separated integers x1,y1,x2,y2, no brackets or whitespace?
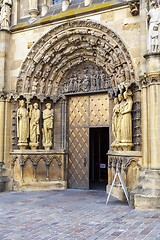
29,9,40,21
0,165,12,192
132,169,160,209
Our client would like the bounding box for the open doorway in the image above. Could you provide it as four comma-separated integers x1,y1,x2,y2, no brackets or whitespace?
89,127,109,191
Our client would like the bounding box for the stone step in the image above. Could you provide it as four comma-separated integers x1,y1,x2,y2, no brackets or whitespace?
0,167,12,192
139,169,160,179
0,176,12,192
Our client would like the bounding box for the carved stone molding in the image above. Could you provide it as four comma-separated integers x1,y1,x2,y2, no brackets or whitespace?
108,153,142,174
16,20,136,97
11,152,65,182
139,74,160,87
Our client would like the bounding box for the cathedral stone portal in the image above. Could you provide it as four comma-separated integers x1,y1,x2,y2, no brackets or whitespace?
8,20,141,205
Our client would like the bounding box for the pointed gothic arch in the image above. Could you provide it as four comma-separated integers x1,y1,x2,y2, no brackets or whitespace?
16,20,136,97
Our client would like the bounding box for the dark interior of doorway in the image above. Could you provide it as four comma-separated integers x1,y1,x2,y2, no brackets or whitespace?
89,127,109,191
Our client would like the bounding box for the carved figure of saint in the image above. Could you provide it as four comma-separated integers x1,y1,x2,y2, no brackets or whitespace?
147,1,160,52
39,79,45,94
121,90,133,143
83,70,89,92
100,71,105,89
151,25,159,52
73,74,78,92
112,98,119,143
1,0,12,29
24,77,30,93
32,78,38,95
117,94,125,143
43,103,54,147
68,77,73,92
29,103,40,145
17,100,29,145
47,80,52,95
77,78,81,92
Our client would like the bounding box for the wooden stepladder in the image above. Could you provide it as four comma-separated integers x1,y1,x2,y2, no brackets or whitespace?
106,171,130,205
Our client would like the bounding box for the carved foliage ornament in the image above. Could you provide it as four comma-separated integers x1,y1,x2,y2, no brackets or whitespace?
16,21,135,96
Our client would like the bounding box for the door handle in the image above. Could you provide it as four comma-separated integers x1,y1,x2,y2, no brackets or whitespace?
83,158,87,167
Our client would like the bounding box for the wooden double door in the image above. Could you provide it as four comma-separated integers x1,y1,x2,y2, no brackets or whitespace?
68,94,109,189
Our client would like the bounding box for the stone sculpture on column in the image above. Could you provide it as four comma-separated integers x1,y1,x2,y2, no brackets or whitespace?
121,90,133,150
147,0,160,53
111,90,133,151
42,103,54,150
0,0,12,30
17,100,29,150
117,94,125,144
29,103,40,150
112,98,119,144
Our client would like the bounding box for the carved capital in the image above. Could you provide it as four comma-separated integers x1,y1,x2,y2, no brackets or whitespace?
140,73,160,87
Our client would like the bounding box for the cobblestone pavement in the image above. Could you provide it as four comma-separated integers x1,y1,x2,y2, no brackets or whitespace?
0,189,160,240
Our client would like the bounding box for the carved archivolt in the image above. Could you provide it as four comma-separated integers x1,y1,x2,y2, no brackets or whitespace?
16,20,135,96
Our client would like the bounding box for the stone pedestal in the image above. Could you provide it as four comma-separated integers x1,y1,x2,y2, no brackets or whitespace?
10,150,67,191
29,9,40,21
133,169,160,209
107,151,142,203
29,142,39,150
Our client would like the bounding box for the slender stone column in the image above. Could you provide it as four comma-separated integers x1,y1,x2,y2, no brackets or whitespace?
0,30,10,163
29,0,40,21
149,83,160,169
141,87,149,168
144,54,160,169
0,98,5,163
42,0,49,16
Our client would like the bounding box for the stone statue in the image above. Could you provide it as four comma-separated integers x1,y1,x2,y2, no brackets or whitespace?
117,94,125,143
121,90,133,144
42,103,54,150
24,77,30,93
68,77,73,92
83,69,89,92
112,98,119,143
17,100,29,149
29,103,40,150
1,0,12,30
111,91,134,151
147,1,160,52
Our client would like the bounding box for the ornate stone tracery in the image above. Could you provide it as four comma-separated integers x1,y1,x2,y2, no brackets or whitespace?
16,20,136,97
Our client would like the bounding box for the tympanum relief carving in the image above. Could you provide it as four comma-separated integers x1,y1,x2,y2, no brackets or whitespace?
59,63,111,95
16,21,135,96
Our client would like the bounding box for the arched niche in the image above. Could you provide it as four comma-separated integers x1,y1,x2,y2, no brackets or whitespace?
16,20,136,97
